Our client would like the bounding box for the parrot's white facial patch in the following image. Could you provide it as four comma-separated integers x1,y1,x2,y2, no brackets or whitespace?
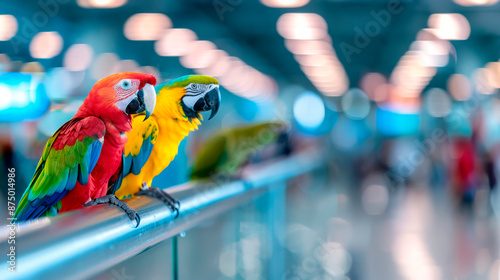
182,83,219,109
115,93,138,113
114,79,140,101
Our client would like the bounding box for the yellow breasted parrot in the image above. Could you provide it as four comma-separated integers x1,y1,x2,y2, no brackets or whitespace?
109,75,221,214
14,72,157,223
189,121,289,180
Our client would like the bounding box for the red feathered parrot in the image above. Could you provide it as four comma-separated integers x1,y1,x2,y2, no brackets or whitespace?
13,72,156,224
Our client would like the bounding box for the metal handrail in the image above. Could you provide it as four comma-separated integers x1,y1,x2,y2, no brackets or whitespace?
1,149,324,280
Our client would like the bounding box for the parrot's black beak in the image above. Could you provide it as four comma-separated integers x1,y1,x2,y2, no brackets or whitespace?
181,85,221,121
126,84,156,120
192,87,221,120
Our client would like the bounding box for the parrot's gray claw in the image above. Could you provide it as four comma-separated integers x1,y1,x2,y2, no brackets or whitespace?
84,194,140,227
136,186,180,218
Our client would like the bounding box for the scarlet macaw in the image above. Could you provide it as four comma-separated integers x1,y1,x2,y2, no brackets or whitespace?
14,72,157,224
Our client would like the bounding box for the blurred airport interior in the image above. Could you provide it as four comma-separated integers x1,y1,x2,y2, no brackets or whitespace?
0,0,500,279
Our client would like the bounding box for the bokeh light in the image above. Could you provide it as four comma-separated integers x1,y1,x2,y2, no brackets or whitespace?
0,15,17,41
361,184,389,215
77,0,127,8
0,84,12,110
180,41,217,69
196,50,231,77
219,249,236,277
155,28,198,57
425,88,452,117
63,44,94,71
293,91,325,130
473,68,496,95
489,259,500,280
0,54,11,72
410,40,450,67
393,233,442,280
285,39,333,55
111,59,139,74
29,32,63,59
91,52,119,80
277,13,328,40
360,73,387,102
278,13,349,96
260,0,310,8
341,88,371,120
124,13,172,41
391,36,444,98
321,243,353,277
21,62,44,73
0,73,50,121
447,74,473,100
453,0,498,6
485,62,500,88
45,67,75,99
428,13,471,40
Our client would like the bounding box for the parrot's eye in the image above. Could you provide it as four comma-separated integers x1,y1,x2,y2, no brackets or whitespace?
120,79,132,90
191,84,198,89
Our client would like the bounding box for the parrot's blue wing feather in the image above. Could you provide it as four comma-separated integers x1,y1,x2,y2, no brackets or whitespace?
89,139,103,174
122,153,133,177
130,134,155,175
121,116,158,178
108,116,157,195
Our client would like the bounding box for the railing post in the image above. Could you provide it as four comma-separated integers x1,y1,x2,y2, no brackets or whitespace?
266,181,287,280
172,236,179,280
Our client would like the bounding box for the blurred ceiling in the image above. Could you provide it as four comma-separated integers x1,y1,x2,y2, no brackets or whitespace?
2,0,500,93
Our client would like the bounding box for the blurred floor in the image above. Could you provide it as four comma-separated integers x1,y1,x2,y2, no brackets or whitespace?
284,166,500,280
357,186,499,280
94,169,500,280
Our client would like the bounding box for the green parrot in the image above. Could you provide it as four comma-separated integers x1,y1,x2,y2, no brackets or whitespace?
189,121,289,180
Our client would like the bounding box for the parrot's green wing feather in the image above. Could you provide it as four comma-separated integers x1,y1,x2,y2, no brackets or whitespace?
109,115,158,194
190,133,228,180
14,117,106,221
190,122,288,180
